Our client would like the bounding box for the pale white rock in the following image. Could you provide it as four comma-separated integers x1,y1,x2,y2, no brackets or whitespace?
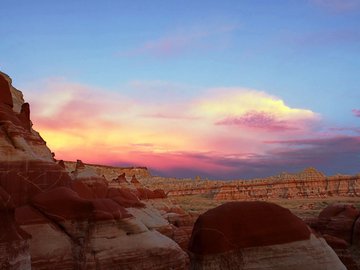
190,234,346,270
20,223,75,270
89,229,188,270
127,204,169,230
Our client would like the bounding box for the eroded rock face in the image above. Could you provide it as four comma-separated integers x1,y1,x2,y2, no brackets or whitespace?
111,173,128,185
0,187,31,270
149,168,360,200
64,161,151,181
0,72,53,162
188,201,346,270
354,216,360,246
317,204,359,244
0,161,71,207
71,159,107,184
15,205,75,270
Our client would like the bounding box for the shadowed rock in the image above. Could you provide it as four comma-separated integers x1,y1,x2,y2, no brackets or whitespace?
189,201,346,270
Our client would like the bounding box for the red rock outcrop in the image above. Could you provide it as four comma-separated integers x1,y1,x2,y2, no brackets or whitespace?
0,72,14,107
317,204,359,243
0,187,31,270
0,161,71,207
0,72,54,162
306,204,360,270
136,187,167,200
15,205,76,269
107,187,145,208
188,201,346,270
111,172,128,184
354,216,360,246
0,71,71,208
131,174,140,185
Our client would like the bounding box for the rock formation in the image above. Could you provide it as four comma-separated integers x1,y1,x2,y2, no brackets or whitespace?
111,172,128,185
0,187,31,270
214,169,360,200
64,161,151,181
188,201,346,270
142,168,360,200
0,71,188,270
306,204,360,270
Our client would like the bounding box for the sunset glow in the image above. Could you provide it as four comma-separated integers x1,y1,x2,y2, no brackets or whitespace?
2,0,359,178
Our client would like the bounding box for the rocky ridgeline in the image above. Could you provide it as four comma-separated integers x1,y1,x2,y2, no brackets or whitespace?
214,168,360,200
64,161,151,180
143,168,360,200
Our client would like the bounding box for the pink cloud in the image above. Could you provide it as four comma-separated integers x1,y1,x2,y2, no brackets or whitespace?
215,111,298,131
352,109,360,117
141,112,199,120
27,79,133,131
328,127,360,134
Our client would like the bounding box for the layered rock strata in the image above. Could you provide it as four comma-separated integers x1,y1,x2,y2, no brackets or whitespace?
142,168,360,200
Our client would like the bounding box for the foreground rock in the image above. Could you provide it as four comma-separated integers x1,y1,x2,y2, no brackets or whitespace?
306,204,360,270
188,201,346,270
0,187,31,270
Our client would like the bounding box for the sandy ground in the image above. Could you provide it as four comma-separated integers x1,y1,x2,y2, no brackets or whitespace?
171,194,360,219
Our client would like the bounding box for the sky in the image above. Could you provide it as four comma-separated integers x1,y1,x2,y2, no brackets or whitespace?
1,0,360,179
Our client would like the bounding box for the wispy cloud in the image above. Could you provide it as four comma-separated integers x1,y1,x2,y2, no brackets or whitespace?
216,111,299,131
311,0,360,12
289,29,360,48
120,24,239,58
352,109,360,117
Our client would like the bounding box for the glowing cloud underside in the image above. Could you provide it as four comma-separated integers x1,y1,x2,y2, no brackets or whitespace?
28,80,349,179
